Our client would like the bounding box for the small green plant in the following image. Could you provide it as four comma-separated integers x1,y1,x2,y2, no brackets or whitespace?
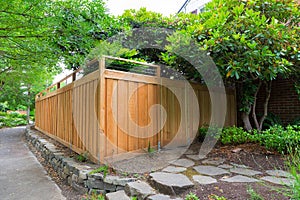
220,126,255,145
147,141,155,153
185,192,199,200
76,152,89,162
82,190,105,200
0,111,27,128
208,194,227,200
281,147,300,199
247,187,264,200
262,112,283,130
131,197,137,200
89,165,109,177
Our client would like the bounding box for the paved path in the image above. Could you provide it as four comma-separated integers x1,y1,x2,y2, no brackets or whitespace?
0,127,65,200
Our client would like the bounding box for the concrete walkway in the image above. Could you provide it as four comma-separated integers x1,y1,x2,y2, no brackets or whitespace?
0,127,65,200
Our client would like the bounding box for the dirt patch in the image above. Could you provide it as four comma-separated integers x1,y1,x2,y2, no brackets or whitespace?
180,142,290,200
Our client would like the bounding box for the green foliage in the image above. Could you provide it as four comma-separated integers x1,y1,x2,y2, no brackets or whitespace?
89,165,108,178
220,126,256,145
258,125,300,154
217,125,300,154
0,112,27,128
276,147,300,199
291,117,300,126
185,192,200,200
82,190,105,200
0,102,9,112
147,141,155,153
247,187,265,200
76,152,89,162
208,194,227,200
286,148,300,200
198,125,223,142
262,113,283,129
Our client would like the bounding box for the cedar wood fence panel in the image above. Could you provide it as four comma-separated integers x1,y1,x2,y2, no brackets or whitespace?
35,56,237,163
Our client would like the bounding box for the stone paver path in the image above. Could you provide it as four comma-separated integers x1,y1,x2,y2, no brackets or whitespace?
193,175,217,185
162,166,187,173
261,176,293,186
193,165,230,176
150,172,194,195
170,159,195,168
230,168,262,176
0,127,65,200
221,175,259,183
145,154,294,198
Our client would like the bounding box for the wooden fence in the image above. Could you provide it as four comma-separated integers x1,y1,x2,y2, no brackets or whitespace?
35,56,237,163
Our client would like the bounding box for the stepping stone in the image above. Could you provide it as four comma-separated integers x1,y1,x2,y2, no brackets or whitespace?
106,190,130,200
261,176,293,186
218,164,233,169
193,165,229,176
170,159,195,168
266,170,291,178
162,166,187,173
230,163,250,168
193,175,217,185
221,175,259,183
184,149,196,155
148,194,183,200
230,168,262,176
125,180,156,199
186,154,202,161
150,172,194,195
202,158,225,166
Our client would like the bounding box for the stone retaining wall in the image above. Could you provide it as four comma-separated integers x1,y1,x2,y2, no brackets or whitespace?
25,127,136,194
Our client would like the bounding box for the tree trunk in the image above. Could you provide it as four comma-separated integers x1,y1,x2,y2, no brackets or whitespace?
27,85,31,125
258,81,272,130
242,111,253,131
27,105,30,124
252,81,262,130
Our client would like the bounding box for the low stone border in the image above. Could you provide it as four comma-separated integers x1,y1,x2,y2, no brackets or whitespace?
25,127,137,194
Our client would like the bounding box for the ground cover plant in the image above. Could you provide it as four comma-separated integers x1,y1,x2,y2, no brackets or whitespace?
0,111,27,128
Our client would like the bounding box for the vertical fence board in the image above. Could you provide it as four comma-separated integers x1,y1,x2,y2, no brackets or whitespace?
35,58,237,164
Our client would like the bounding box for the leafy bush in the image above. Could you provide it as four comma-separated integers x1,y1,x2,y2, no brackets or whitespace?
258,125,300,154
291,117,300,126
262,112,282,130
198,125,222,142
0,112,27,128
203,125,300,154
220,126,255,145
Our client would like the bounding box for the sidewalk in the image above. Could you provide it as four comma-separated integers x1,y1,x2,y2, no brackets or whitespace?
0,127,65,200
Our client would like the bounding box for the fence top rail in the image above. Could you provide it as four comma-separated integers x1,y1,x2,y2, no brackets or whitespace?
35,67,83,100
103,55,160,68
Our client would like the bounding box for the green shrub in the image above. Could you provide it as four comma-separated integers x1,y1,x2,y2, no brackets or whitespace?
258,125,300,154
207,125,299,154
220,126,255,145
262,112,283,130
0,112,27,128
198,125,222,142
291,117,300,126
